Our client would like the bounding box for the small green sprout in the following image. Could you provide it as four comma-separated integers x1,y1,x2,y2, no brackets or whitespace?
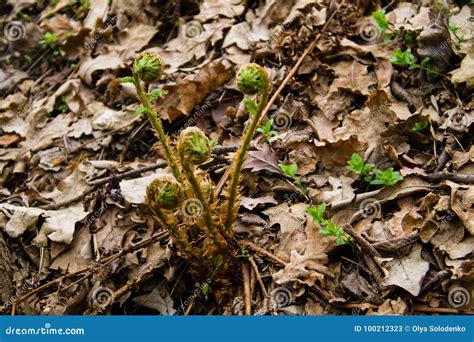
371,10,397,41
256,119,278,142
306,203,326,224
306,204,351,245
146,88,168,101
40,32,58,49
346,153,375,182
243,98,258,115
389,48,416,66
278,163,308,196
347,153,403,186
18,12,32,21
370,168,404,186
279,163,298,178
390,48,445,77
448,24,465,49
121,76,134,83
372,10,388,30
412,120,429,132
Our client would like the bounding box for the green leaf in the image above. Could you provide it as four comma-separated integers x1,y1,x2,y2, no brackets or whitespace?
370,167,404,186
307,204,326,224
389,48,415,66
121,76,134,83
135,107,150,117
346,153,364,174
243,98,258,115
146,88,168,101
448,24,460,34
257,119,278,141
201,282,210,295
412,120,429,132
371,10,388,30
278,163,298,178
39,32,58,49
214,254,224,270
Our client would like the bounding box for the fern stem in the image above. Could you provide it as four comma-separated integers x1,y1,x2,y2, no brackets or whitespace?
224,88,270,230
133,73,182,183
181,159,224,249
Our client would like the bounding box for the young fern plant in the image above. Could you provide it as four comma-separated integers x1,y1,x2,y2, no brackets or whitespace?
129,52,273,305
223,64,271,230
131,51,182,183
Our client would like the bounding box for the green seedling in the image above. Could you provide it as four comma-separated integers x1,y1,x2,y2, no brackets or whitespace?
346,153,375,182
256,119,278,142
307,204,351,245
448,24,465,49
412,120,429,132
40,32,58,49
39,32,60,56
278,163,308,195
370,168,404,186
347,153,403,186
390,48,445,77
371,10,397,41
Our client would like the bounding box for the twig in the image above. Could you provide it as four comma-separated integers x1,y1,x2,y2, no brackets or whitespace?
419,172,474,184
420,270,452,294
362,254,384,285
435,141,458,171
242,262,251,315
249,256,269,298
239,240,287,266
343,224,381,258
11,231,168,315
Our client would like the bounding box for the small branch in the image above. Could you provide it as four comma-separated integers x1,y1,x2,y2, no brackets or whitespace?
239,240,287,266
419,172,474,184
249,256,269,298
420,270,452,294
242,262,252,315
11,231,168,315
343,224,381,258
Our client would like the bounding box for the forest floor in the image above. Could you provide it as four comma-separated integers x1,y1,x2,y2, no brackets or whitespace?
0,0,473,315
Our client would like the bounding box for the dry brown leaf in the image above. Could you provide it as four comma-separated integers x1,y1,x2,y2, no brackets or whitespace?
382,244,430,296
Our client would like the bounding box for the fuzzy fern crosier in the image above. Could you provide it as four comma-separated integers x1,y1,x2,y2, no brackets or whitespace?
129,51,271,308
